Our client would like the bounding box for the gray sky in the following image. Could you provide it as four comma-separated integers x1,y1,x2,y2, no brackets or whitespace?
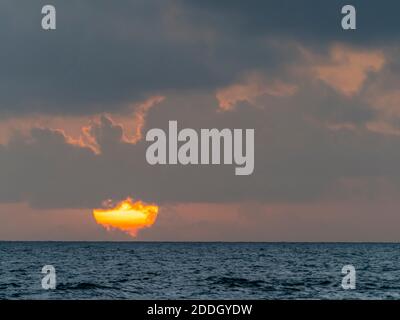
1,1,400,241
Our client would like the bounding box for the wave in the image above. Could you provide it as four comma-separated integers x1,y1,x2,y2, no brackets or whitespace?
207,276,265,288
56,282,113,291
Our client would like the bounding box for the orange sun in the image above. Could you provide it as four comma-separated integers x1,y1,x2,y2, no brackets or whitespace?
93,197,159,237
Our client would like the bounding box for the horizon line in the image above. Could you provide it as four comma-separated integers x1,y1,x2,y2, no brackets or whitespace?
1,240,400,244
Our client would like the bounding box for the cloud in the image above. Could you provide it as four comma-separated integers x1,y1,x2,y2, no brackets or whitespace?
0,95,165,153
2,0,399,117
216,73,297,111
310,45,385,96
183,0,400,44
111,96,165,144
1,1,400,215
2,84,400,210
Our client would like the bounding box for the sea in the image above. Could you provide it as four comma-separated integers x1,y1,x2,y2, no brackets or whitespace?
0,242,400,300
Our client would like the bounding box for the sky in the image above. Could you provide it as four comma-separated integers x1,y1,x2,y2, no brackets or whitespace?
1,0,400,241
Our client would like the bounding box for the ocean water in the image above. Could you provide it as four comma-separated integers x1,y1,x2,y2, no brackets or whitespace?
0,242,400,300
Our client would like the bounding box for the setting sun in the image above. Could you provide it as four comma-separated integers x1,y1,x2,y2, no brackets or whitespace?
93,198,159,237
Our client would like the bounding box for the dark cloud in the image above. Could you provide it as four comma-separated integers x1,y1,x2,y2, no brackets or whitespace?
2,1,399,116
183,0,400,44
2,87,400,209
0,0,281,115
1,1,400,210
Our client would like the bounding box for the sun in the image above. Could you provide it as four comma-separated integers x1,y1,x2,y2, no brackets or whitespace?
93,197,159,237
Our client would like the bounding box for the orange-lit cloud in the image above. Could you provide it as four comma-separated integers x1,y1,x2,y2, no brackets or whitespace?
0,114,92,146
311,45,385,96
216,73,297,111
109,95,165,143
93,198,159,237
0,96,165,151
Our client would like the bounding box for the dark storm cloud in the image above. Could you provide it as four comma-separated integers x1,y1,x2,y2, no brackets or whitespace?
1,0,399,116
0,0,287,116
183,0,400,44
1,88,400,209
1,0,211,115
1,1,400,209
